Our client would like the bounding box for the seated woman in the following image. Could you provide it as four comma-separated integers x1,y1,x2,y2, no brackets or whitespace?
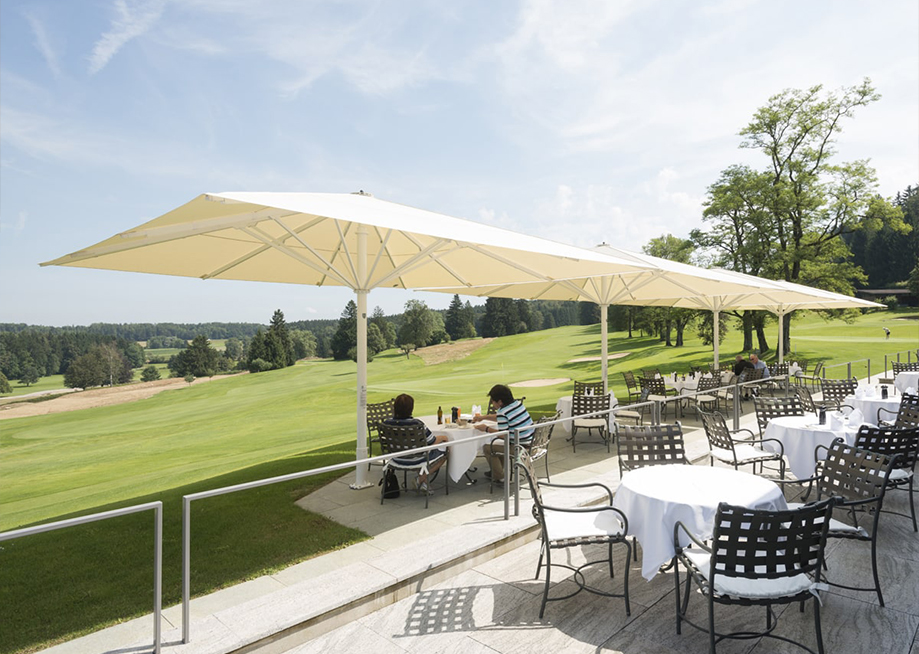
383,393,448,494
473,384,534,483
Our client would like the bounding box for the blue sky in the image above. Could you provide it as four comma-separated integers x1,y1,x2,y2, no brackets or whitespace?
1,0,917,326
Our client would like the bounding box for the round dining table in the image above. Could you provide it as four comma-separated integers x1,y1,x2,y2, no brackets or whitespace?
612,464,787,580
762,414,861,480
845,392,903,426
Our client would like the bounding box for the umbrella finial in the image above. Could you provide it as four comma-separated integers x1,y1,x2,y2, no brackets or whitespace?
352,190,373,197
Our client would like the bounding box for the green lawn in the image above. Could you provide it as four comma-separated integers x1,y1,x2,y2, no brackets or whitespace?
0,307,915,652
1,374,67,398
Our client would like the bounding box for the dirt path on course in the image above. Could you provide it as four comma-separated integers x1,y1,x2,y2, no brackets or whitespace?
0,373,244,420
413,338,495,365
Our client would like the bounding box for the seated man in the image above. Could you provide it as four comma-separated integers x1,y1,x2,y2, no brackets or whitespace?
733,354,754,381
383,393,448,494
473,384,534,483
750,353,770,378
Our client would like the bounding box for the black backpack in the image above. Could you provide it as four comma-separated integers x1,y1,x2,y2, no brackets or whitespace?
379,469,400,498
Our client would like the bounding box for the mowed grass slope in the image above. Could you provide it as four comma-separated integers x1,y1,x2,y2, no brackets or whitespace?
2,309,916,531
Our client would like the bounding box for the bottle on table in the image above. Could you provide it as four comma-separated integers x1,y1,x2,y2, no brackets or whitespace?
437,406,443,424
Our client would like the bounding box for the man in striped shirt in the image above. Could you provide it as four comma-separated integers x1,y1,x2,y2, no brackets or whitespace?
474,384,534,483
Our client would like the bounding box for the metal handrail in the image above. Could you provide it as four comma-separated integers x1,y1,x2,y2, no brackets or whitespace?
180,427,501,643
0,502,163,654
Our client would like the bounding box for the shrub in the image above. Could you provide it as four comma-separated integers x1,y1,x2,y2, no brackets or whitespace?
881,295,900,310
140,365,161,382
247,358,274,373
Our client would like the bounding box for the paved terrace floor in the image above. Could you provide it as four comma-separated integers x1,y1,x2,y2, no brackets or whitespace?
41,390,919,654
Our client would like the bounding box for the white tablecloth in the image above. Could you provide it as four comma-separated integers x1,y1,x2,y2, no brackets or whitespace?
664,372,733,394
845,393,902,425
612,464,786,580
554,393,618,436
762,415,860,480
420,415,494,483
895,371,919,395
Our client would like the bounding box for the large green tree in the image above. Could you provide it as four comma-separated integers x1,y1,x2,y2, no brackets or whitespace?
445,295,477,340
330,301,358,360
694,79,909,353
169,335,220,377
398,300,434,348
643,234,700,347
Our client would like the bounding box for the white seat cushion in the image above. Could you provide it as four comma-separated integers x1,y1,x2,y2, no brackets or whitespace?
690,394,717,403
574,418,607,428
684,549,817,600
711,443,777,463
889,468,912,482
786,502,869,538
543,507,624,541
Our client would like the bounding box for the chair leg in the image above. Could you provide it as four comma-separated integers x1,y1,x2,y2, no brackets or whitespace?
871,535,884,607
909,478,917,532
674,556,682,634
544,454,551,483
707,592,716,654
623,540,631,616
539,545,552,619
536,539,546,579
814,597,826,654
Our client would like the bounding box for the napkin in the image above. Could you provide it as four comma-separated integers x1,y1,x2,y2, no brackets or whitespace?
855,386,866,399
866,385,877,398
848,408,864,425
829,412,844,430
907,387,917,396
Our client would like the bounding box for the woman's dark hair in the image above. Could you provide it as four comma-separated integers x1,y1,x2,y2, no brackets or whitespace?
487,384,514,407
393,393,415,419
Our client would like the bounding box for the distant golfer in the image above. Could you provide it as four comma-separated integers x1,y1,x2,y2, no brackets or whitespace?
884,327,891,340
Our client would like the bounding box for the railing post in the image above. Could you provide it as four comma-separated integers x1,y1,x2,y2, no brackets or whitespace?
504,430,511,521
154,503,162,654
885,355,888,377
182,496,191,643
652,399,661,425
847,362,852,379
513,428,520,518
867,359,871,383
733,380,741,431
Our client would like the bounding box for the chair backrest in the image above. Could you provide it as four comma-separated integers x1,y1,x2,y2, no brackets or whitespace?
573,380,604,396
639,376,667,396
642,368,661,380
855,425,919,473
366,398,395,436
622,370,638,391
516,449,545,520
528,414,556,456
815,439,894,505
616,423,687,474
378,422,430,458
892,361,919,375
811,361,823,377
696,376,721,393
770,362,789,378
571,392,611,417
793,386,817,413
797,359,809,374
753,396,805,434
892,394,919,429
699,410,739,455
820,378,858,406
746,366,765,382
710,499,834,587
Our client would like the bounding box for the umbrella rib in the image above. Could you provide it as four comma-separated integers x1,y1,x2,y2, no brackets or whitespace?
557,278,600,303
241,226,354,287
460,243,576,283
369,238,451,288
200,217,322,280
272,216,353,284
400,231,472,287
333,220,360,286
366,227,394,285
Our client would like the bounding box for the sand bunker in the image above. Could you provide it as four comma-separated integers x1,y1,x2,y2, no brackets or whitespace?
414,338,495,365
568,352,631,363
510,378,571,388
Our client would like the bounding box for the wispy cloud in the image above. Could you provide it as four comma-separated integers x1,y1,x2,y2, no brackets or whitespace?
89,0,166,74
0,211,28,234
24,12,61,77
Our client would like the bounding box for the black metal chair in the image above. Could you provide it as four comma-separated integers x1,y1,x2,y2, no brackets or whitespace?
854,425,919,532
892,361,919,375
765,362,790,395
516,449,631,619
378,422,447,509
681,376,720,419
793,385,819,414
699,410,785,479
818,377,857,411
753,396,805,438
616,423,689,476
779,439,898,606
366,398,395,459
674,498,836,654
570,392,611,453
877,393,919,429
573,380,604,396
525,413,557,481
621,371,642,404
639,376,673,421
799,361,824,391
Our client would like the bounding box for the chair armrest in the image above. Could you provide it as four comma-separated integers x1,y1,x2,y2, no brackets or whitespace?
729,428,756,441
541,504,629,534
673,520,711,554
877,407,897,424
540,480,615,503
744,437,784,457
773,475,819,486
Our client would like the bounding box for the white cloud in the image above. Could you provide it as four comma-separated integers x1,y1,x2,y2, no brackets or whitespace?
89,0,166,75
0,211,27,234
24,12,61,77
